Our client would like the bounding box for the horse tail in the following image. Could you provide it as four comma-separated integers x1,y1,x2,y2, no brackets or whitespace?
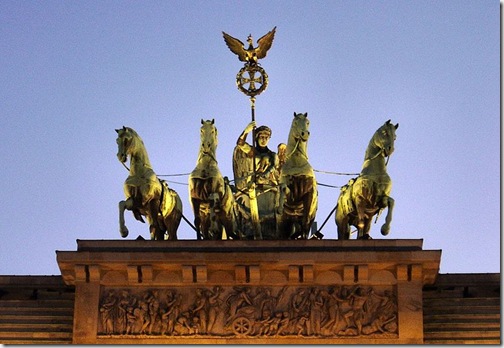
156,178,183,240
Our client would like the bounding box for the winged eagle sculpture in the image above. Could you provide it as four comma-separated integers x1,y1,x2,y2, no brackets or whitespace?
222,26,276,65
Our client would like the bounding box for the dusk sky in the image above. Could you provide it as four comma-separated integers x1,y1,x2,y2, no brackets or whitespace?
0,1,499,276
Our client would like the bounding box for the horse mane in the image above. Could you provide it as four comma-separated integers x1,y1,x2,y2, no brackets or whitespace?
120,126,152,169
286,120,297,152
364,133,380,161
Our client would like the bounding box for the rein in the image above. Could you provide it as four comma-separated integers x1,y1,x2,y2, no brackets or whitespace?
364,149,383,163
199,149,218,165
364,145,392,166
121,161,130,172
385,153,391,166
285,138,308,161
203,150,218,164
285,140,299,160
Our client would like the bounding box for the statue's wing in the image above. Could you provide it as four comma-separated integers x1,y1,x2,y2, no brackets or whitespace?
233,146,253,191
222,31,247,62
255,26,276,60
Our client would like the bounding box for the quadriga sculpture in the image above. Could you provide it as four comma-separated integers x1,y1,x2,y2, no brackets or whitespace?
335,120,399,239
116,126,182,240
278,112,318,239
189,119,238,240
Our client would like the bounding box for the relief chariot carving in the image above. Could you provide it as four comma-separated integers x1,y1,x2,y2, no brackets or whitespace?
98,285,398,339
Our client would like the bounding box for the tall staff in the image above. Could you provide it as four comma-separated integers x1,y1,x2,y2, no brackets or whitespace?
223,26,276,240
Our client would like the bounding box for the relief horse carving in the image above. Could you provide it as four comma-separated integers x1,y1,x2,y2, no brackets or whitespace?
189,119,238,240
116,126,182,240
335,120,398,239
278,112,318,239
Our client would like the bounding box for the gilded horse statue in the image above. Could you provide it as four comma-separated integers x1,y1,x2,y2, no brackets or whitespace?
335,120,399,239
116,127,182,240
278,113,318,239
189,119,238,240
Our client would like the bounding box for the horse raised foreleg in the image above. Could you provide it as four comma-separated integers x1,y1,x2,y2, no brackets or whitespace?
119,199,134,238
380,196,394,236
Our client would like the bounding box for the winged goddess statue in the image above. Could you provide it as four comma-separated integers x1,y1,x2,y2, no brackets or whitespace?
222,27,276,66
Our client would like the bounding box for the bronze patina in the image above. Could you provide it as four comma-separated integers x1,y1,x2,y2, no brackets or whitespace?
233,120,281,239
223,27,278,239
335,120,398,240
188,119,238,240
222,27,276,66
223,27,275,98
115,28,400,242
116,126,182,240
278,112,318,239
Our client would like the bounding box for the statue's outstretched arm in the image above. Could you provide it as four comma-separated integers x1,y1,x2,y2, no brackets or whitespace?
237,120,256,148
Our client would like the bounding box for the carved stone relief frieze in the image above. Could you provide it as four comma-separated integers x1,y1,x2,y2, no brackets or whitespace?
98,285,398,339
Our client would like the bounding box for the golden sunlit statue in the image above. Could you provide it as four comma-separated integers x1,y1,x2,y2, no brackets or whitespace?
189,119,238,240
232,121,281,239
111,28,405,243
278,112,318,239
115,126,182,240
335,120,399,239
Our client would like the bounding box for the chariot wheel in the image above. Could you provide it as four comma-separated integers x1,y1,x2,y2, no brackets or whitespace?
236,65,268,97
232,316,253,336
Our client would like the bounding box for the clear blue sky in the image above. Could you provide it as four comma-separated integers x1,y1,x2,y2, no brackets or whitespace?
0,1,500,275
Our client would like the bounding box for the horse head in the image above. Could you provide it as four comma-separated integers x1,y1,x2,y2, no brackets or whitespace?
370,120,399,159
291,112,310,142
200,119,218,156
115,126,137,163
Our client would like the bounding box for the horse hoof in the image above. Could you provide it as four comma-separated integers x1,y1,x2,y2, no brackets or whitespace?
381,225,390,236
120,227,129,238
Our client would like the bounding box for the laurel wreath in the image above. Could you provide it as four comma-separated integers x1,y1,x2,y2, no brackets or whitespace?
236,65,269,97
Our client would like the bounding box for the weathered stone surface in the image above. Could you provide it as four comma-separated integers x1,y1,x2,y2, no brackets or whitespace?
56,239,441,344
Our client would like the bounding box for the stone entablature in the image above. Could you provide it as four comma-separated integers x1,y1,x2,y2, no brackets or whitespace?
56,239,441,344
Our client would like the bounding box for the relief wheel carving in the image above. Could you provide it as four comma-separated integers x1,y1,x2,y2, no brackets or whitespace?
232,316,253,336
236,65,268,97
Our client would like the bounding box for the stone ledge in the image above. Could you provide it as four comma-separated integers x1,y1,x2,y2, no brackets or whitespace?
74,238,426,252
56,239,441,287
